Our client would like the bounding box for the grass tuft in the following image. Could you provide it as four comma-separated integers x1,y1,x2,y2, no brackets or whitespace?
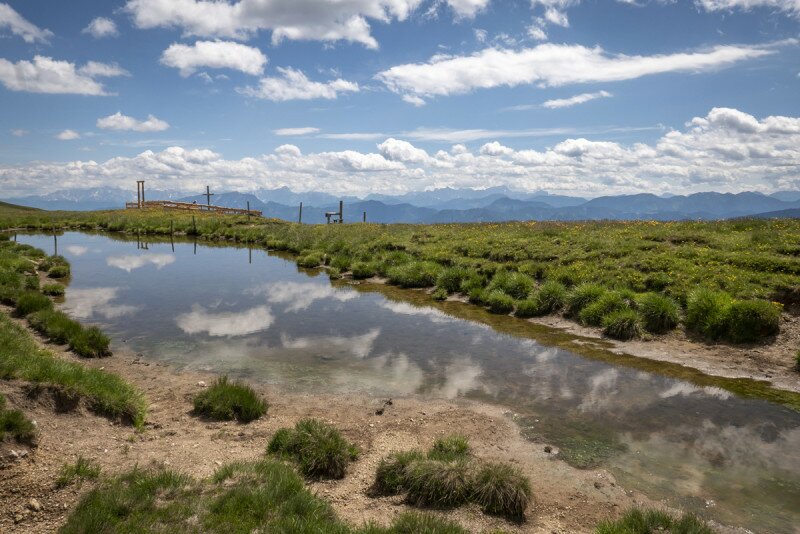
56,456,101,488
726,300,781,343
595,507,713,534
685,289,732,340
374,450,426,495
638,293,680,334
387,261,442,288
14,290,53,316
471,462,531,521
566,284,606,317
267,418,359,479
487,270,535,300
485,290,514,314
192,376,267,423
427,435,470,462
41,283,65,296
0,393,36,444
374,511,469,534
404,459,472,509
602,309,642,341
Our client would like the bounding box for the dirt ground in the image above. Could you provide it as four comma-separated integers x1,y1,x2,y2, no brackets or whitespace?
0,312,686,534
529,312,800,394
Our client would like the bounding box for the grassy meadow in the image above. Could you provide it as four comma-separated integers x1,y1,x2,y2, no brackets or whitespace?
2,204,797,345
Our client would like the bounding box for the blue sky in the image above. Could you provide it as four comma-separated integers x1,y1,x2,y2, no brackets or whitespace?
0,0,798,197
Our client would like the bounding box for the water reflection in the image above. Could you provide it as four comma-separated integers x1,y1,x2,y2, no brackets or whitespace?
15,232,800,533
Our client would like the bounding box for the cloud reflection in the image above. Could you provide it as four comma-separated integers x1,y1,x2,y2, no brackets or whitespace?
176,304,274,337
66,245,88,256
106,253,176,272
64,287,139,320
280,328,380,358
250,281,356,312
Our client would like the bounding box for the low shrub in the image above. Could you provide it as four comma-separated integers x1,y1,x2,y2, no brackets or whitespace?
14,290,53,316
579,291,627,327
387,261,442,288
24,275,39,290
459,272,486,295
28,309,81,344
471,462,531,520
595,507,713,534
47,265,70,279
193,376,267,423
38,255,68,272
329,254,352,271
427,435,470,462
638,293,680,334
404,460,472,508
536,281,568,314
485,290,514,314
266,418,358,479
514,297,544,318
436,266,470,294
297,251,324,268
726,300,782,343
566,284,606,317
69,326,111,358
56,456,101,487
374,450,425,495
41,283,65,296
685,289,732,340
602,309,642,340
487,270,535,300
328,267,342,280
351,261,378,279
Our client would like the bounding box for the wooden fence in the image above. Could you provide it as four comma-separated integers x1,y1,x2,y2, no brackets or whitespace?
125,200,262,217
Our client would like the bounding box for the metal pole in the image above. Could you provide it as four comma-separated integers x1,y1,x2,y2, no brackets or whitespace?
298,202,303,224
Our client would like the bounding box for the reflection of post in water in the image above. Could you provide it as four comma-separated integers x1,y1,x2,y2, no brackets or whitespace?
170,220,175,252
53,227,58,256
193,237,197,255
136,232,149,250
248,244,252,264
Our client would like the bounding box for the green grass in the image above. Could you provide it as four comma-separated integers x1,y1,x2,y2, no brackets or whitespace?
192,375,267,423
603,309,643,341
795,350,800,372
596,507,713,534
372,436,531,520
2,209,797,344
579,291,628,327
427,435,470,462
27,309,110,357
0,312,146,428
266,418,359,479
471,462,531,521
534,280,568,314
685,289,732,340
62,460,469,534
485,290,515,314
41,283,65,296
56,456,101,488
47,264,70,278
726,300,782,343
0,392,36,444
638,293,680,334
14,290,53,316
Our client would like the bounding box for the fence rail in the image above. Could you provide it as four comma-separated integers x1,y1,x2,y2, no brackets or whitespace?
125,200,262,217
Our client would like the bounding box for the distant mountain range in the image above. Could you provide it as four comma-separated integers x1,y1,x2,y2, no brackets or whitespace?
4,187,800,223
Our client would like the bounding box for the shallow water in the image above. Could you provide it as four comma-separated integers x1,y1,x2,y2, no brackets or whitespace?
17,232,800,533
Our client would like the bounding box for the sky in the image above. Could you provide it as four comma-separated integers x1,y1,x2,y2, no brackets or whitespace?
0,0,798,198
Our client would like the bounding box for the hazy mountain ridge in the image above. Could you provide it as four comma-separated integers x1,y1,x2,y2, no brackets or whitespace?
4,187,800,222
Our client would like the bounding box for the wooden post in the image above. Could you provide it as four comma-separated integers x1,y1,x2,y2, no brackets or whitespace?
192,215,196,234
204,185,214,207
298,202,303,224
53,231,58,256
363,211,366,223
339,200,344,224
246,201,250,221
248,245,252,264
170,220,174,235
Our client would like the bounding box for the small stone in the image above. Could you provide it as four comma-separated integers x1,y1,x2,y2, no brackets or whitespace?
197,381,207,387
9,450,19,459
13,512,25,524
28,498,43,512
214,460,222,467
368,423,374,428
594,481,603,489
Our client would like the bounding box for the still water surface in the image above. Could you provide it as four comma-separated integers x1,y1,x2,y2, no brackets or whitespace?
17,232,800,533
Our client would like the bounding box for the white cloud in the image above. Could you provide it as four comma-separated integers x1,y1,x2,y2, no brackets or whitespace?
0,56,128,95
696,0,800,17
64,287,139,320
4,108,800,199
0,3,52,43
11,129,28,137
97,112,170,132
65,245,89,256
124,0,425,48
176,304,274,337
445,0,491,18
377,41,784,104
274,127,321,136
56,130,81,140
543,90,612,109
82,17,119,38
281,328,380,359
160,40,267,77
238,67,359,101
251,281,356,312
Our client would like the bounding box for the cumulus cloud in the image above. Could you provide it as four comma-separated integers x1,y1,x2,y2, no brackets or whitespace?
543,90,612,108
0,3,52,43
3,108,799,198
125,0,427,48
377,41,784,104
445,0,491,18
64,287,139,320
11,129,28,137
56,130,81,140
0,56,128,95
177,304,275,337
97,112,170,132
82,17,119,38
274,127,320,136
160,40,267,76
238,67,359,101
